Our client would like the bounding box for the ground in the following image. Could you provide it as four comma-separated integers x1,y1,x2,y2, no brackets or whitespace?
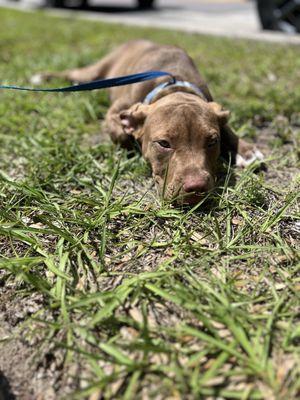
0,8,299,400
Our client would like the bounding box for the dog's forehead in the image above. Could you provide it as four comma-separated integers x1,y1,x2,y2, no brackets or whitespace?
146,100,219,138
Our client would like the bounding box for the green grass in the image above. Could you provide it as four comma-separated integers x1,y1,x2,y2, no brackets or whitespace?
0,7,299,400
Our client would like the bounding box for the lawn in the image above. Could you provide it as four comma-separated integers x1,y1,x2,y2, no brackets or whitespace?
0,7,299,400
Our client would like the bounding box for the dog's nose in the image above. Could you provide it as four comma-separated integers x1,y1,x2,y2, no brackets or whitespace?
183,176,210,193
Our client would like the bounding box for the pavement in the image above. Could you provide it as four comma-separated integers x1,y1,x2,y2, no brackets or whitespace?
1,0,300,44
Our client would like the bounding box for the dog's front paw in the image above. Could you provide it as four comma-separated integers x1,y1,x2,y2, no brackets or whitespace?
236,147,264,168
30,73,49,86
233,137,265,168
30,73,44,85
30,73,56,85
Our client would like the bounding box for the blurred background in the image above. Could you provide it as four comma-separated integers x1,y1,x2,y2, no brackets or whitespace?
2,0,300,39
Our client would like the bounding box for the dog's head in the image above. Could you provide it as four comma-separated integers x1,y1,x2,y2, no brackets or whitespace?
120,92,230,204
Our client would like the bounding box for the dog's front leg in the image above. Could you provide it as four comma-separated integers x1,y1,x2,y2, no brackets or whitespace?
102,99,134,149
221,125,264,167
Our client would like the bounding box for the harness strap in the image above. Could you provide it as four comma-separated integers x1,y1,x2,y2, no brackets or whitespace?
0,71,175,93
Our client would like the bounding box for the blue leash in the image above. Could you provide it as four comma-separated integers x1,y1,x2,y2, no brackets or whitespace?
0,70,175,93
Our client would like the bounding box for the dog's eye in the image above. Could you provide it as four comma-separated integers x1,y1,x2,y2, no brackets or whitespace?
156,140,171,149
207,137,219,148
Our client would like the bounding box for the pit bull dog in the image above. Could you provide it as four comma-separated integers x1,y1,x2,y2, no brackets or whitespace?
32,40,263,204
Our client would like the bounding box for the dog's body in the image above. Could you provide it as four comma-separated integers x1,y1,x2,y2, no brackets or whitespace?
33,40,263,204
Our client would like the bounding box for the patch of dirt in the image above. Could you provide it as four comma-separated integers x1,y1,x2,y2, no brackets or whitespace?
0,288,51,399
0,284,84,400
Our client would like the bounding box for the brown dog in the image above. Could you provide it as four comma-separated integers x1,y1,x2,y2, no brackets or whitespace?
32,40,263,204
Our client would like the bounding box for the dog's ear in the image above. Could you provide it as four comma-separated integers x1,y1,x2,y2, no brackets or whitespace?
119,103,150,139
209,102,230,126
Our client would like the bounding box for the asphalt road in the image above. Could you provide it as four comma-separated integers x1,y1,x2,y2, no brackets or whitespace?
1,0,300,44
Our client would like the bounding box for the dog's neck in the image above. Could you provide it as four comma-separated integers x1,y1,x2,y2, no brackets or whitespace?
143,80,208,105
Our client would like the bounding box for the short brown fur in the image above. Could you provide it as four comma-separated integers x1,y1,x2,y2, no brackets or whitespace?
35,40,262,204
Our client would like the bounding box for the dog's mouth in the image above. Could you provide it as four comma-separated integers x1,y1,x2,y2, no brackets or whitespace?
155,178,214,206
174,192,209,206
181,193,205,205
159,187,208,206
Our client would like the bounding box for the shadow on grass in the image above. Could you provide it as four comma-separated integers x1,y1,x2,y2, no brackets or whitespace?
0,371,15,400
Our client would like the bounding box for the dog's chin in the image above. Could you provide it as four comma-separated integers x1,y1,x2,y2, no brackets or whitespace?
177,193,206,206
156,182,213,206
160,191,206,206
